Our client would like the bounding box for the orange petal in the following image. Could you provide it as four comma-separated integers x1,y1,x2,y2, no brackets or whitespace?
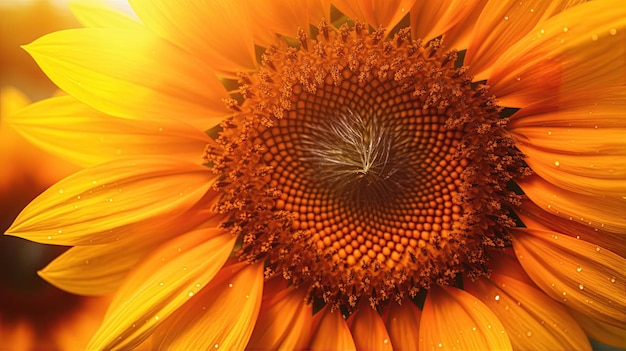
410,0,481,43
382,300,421,351
129,0,257,77
333,0,415,34
347,302,393,351
516,198,625,259
23,28,230,131
309,306,356,351
489,0,626,108
518,175,626,235
570,309,626,349
86,228,236,350
150,261,264,351
6,158,215,245
511,227,626,328
7,95,209,167
69,0,141,29
419,285,512,350
37,209,222,296
247,278,313,350
465,259,591,350
439,0,488,51
508,87,626,125
465,0,584,81
249,0,330,47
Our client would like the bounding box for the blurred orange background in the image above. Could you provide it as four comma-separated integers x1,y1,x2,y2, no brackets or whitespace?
0,1,109,350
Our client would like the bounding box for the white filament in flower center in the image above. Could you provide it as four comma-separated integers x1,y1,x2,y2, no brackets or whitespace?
300,109,409,206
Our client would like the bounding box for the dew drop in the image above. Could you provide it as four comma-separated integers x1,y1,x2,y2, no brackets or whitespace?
504,16,509,20
383,339,389,344
610,28,617,35
591,34,599,41
515,76,521,81
159,282,164,286
58,188,65,194
47,236,52,240
214,343,219,349
554,160,560,167
596,246,601,252
228,283,233,288
526,331,533,337
487,324,492,329
57,229,63,234
188,291,194,297
494,294,500,301
576,266,582,272
579,284,584,290
195,283,201,288
562,291,567,296
84,260,90,264
563,26,568,32
438,343,443,348
472,327,477,331
504,305,510,311
155,315,160,321
610,277,616,283
245,295,250,299
547,130,552,135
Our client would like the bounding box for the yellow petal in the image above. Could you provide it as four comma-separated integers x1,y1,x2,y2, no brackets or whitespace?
38,209,222,296
309,306,356,351
129,0,257,77
382,300,421,351
465,258,591,351
23,28,230,131
150,261,264,351
465,0,584,81
69,0,141,29
247,278,313,350
86,228,236,350
518,175,626,235
333,0,415,34
511,227,626,328
6,158,215,245
7,95,210,167
570,309,626,349
516,198,625,258
419,286,512,351
410,0,481,43
347,302,393,351
489,0,626,108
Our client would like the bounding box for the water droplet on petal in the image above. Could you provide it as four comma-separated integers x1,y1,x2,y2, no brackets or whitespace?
554,161,560,167
58,188,65,194
610,28,617,35
610,277,616,283
576,266,582,272
155,315,160,321
228,283,233,288
188,291,194,297
579,284,584,290
214,343,219,349
494,294,500,301
526,331,533,337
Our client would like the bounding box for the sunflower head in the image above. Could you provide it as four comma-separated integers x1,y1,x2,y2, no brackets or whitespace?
207,20,528,309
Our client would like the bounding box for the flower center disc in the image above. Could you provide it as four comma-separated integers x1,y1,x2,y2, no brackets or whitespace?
209,23,525,308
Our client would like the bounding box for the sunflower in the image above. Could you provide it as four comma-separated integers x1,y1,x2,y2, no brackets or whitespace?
6,0,625,350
